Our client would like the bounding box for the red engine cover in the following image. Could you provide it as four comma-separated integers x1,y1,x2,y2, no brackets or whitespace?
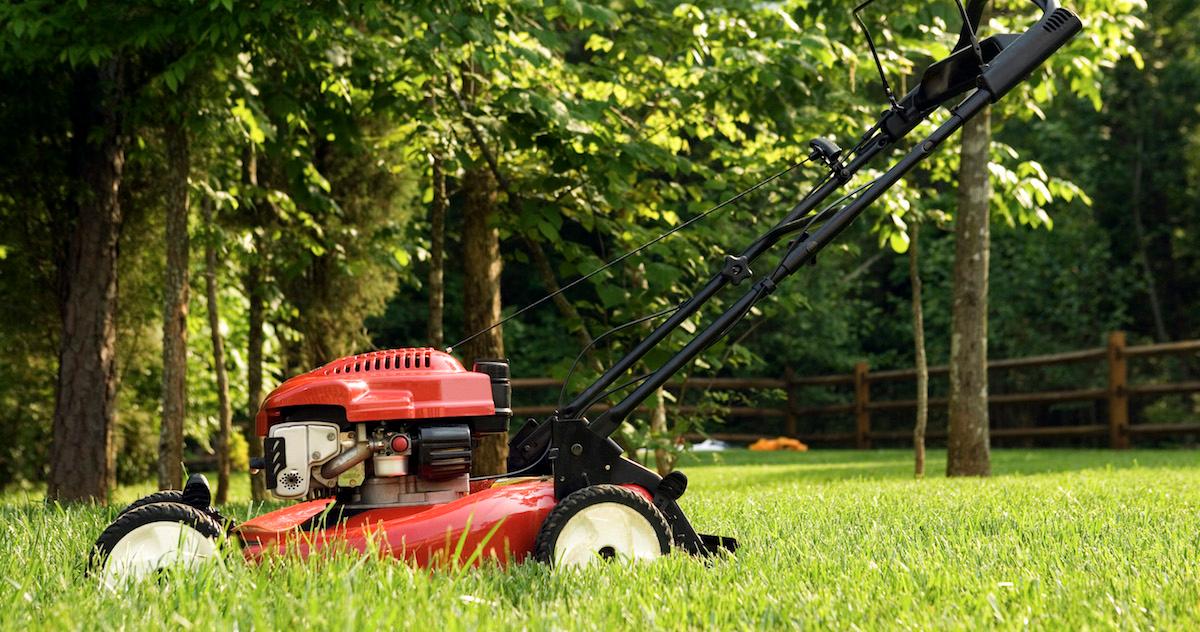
255,348,495,436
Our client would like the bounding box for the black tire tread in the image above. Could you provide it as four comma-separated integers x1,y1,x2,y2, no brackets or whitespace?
88,501,223,575
116,490,236,531
533,484,671,566
117,490,186,516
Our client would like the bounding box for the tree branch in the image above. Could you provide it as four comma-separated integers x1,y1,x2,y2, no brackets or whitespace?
449,76,600,362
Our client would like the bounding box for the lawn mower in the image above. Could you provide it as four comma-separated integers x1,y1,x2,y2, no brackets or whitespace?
89,0,1080,584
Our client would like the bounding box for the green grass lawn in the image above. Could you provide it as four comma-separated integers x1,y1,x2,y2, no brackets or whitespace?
2,449,1198,630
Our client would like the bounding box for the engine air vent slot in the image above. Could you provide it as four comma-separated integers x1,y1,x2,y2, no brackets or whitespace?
1043,8,1070,32
317,347,463,376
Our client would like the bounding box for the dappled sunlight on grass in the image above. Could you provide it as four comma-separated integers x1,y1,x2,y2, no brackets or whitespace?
681,448,1199,482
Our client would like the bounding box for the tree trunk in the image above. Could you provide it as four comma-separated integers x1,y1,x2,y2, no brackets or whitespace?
453,86,596,363
428,152,446,348
651,387,674,477
246,254,267,501
460,167,507,476
202,200,234,504
48,61,127,503
947,105,992,477
523,234,598,359
158,117,191,490
1129,132,1169,342
909,221,928,478
242,146,267,501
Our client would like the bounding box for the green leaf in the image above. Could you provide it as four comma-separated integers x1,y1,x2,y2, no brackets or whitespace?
1028,179,1052,206
595,283,626,309
584,34,613,53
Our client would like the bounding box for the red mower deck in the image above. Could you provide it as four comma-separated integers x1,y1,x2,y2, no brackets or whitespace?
238,479,560,566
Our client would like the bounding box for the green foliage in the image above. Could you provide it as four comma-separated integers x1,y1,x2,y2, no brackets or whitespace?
1033,0,1200,344
0,0,422,486
1,0,1193,486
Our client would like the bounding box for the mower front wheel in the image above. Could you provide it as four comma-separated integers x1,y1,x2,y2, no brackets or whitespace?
115,490,186,517
115,475,236,530
89,502,224,589
534,484,672,568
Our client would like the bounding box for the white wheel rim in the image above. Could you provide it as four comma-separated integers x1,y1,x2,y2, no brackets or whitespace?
553,502,663,568
100,521,217,589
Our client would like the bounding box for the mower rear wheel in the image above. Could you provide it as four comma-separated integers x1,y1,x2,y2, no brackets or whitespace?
534,484,672,568
89,502,224,589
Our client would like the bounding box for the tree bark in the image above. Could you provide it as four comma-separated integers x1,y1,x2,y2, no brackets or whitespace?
428,152,446,348
452,89,596,361
947,105,992,477
202,200,234,504
909,221,928,478
460,167,507,476
650,387,674,476
1129,132,1169,342
158,116,191,490
243,145,267,501
48,60,127,503
245,257,267,501
523,234,598,357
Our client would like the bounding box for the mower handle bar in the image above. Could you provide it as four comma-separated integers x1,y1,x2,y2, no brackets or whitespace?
509,0,1080,466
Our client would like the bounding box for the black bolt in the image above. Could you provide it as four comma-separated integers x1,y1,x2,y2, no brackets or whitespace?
570,443,583,456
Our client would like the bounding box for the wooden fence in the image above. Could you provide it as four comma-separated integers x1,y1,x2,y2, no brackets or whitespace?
511,332,1200,448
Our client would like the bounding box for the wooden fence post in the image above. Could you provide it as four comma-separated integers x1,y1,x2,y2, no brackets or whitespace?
784,367,798,437
854,362,871,449
1107,331,1130,449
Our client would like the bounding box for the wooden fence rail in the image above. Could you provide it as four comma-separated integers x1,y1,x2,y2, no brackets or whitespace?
511,331,1200,448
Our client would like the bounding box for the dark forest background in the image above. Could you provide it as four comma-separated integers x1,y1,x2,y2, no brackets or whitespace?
1,0,1193,497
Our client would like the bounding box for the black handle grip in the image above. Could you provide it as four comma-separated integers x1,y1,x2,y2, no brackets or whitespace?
980,2,1082,101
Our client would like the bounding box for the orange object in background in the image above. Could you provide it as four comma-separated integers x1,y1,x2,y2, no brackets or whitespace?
749,437,809,451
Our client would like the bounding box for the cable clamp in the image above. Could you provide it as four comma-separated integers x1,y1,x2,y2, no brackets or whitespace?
721,255,753,285
808,138,843,169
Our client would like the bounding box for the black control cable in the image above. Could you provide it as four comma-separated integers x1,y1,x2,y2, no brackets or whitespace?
447,155,816,353
556,303,684,411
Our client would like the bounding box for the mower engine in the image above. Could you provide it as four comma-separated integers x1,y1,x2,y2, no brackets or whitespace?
254,348,511,508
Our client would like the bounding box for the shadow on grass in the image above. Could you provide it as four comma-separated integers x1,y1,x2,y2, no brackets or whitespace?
6,449,1197,509
676,448,1200,486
